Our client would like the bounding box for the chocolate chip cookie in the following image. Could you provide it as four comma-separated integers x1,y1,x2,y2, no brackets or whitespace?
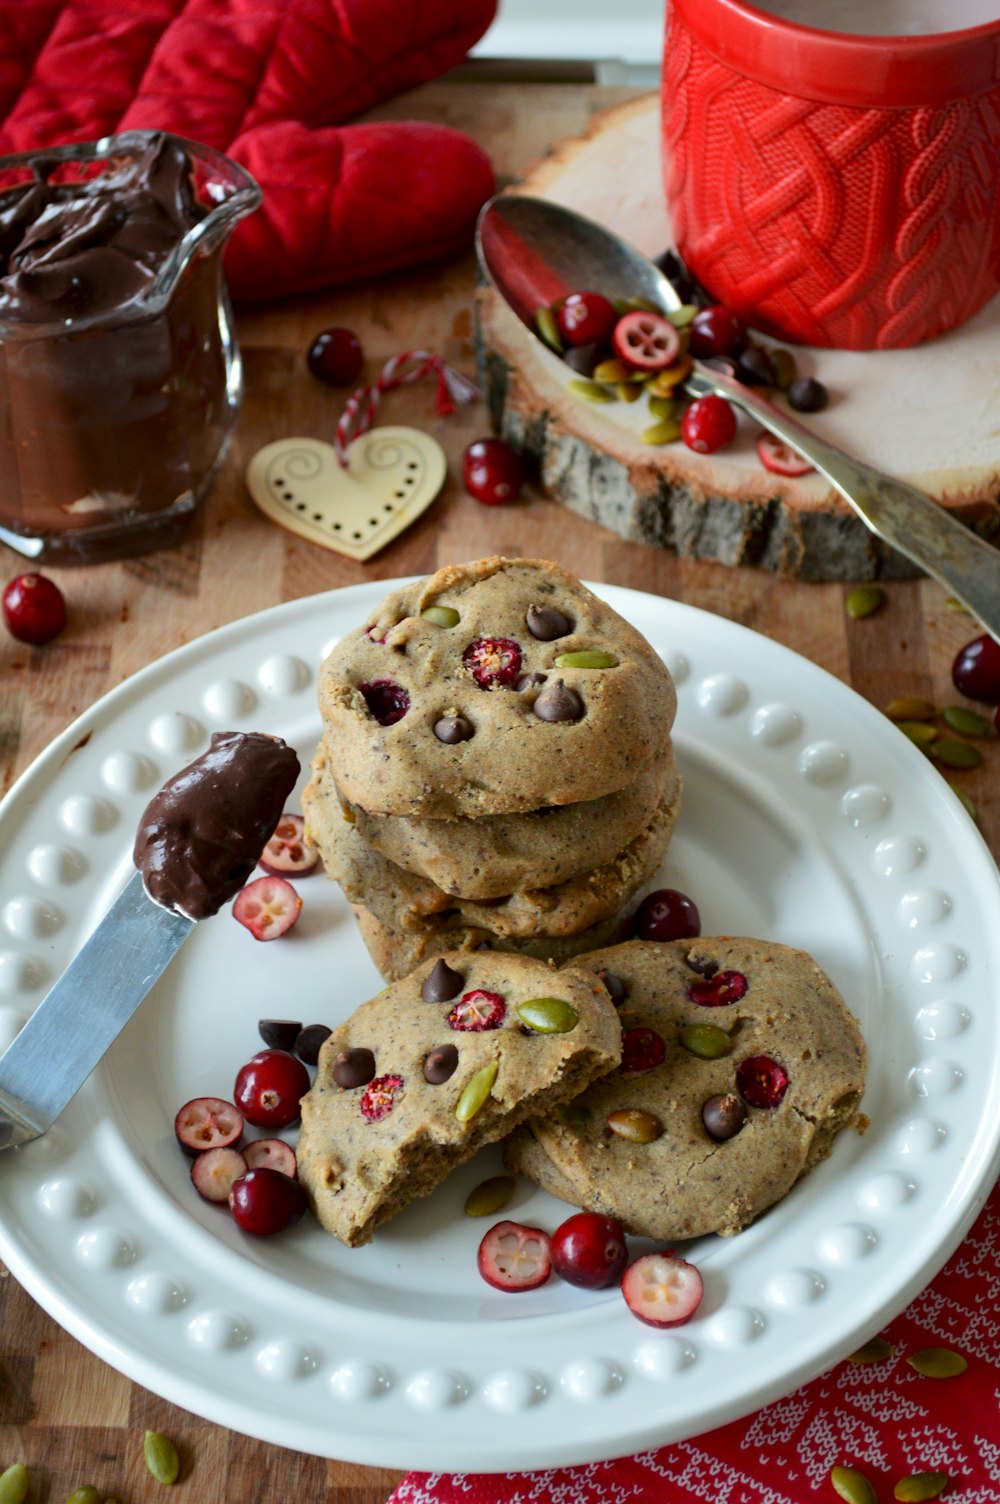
315,556,677,818
505,938,866,1240
296,951,622,1246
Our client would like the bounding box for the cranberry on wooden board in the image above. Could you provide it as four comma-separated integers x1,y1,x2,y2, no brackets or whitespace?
462,438,525,506
2,573,66,644
306,326,363,387
952,634,1000,704
681,395,737,454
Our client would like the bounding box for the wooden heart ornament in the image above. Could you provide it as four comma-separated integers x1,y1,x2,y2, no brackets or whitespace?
245,426,447,560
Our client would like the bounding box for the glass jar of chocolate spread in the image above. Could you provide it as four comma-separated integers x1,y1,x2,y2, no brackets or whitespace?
0,131,260,564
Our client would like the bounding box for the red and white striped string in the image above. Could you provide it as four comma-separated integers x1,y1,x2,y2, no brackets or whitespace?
334,350,479,466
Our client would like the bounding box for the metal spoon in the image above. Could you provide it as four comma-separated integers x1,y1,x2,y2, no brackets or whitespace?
476,194,1000,642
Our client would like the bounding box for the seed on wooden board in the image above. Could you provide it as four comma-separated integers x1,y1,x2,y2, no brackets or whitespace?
893,1473,949,1502
906,1346,968,1377
949,783,977,819
931,739,983,769
455,1061,499,1124
897,720,938,747
846,1336,892,1363
0,1464,29,1504
885,696,936,722
940,704,990,736
568,378,616,403
464,1174,516,1217
66,1488,102,1504
607,1108,662,1143
830,1465,877,1504
845,585,884,620
143,1429,180,1485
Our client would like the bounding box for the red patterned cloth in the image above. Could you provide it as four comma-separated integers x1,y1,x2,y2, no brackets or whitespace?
391,1178,1000,1503
0,0,497,299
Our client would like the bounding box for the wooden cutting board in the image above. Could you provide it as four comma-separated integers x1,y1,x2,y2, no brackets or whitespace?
476,94,1000,581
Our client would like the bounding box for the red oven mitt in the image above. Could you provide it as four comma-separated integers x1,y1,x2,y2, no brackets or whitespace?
0,0,498,299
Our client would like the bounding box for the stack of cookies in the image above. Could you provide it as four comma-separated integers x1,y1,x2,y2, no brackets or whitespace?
303,556,680,980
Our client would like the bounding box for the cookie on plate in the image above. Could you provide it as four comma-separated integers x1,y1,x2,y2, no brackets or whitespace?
505,938,866,1240
297,951,622,1246
314,555,677,818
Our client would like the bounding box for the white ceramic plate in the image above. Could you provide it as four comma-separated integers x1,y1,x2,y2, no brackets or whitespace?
1,581,999,1473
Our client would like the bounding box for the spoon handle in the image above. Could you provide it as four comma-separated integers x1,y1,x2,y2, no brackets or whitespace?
686,366,1000,642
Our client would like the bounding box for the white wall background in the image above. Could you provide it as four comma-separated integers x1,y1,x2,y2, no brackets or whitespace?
472,0,665,79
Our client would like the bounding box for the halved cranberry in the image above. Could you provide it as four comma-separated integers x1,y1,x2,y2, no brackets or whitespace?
242,1138,297,1177
632,888,701,942
611,310,681,371
620,1026,666,1074
756,431,814,477
360,1072,404,1121
736,1054,789,1108
174,1096,244,1157
688,305,747,359
359,678,410,725
478,1219,552,1291
191,1146,248,1203
259,813,320,877
556,291,618,348
447,989,506,1031
688,970,748,1007
952,633,1000,705
681,395,737,454
463,637,523,689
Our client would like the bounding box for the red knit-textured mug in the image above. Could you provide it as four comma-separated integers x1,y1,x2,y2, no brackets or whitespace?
661,0,1000,349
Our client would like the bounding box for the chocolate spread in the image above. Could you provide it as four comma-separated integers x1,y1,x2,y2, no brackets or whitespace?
133,732,301,920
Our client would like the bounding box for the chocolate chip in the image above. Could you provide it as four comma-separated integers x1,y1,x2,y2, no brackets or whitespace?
685,950,719,978
532,679,584,723
423,1043,459,1084
333,1046,376,1089
258,1018,302,1051
787,375,828,413
702,1092,747,1141
596,969,628,1006
295,1023,332,1065
526,604,573,641
516,672,547,691
434,714,474,744
736,346,776,387
421,958,464,1003
562,343,600,378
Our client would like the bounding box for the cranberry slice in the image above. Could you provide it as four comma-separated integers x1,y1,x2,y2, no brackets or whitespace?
756,430,814,476
360,1072,405,1121
688,970,748,1007
736,1054,789,1109
611,310,681,371
463,637,523,689
447,989,506,1031
478,1220,552,1291
359,678,410,725
622,1252,704,1327
259,813,320,877
174,1096,244,1157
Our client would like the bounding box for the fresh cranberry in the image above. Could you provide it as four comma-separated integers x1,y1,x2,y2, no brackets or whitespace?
611,310,681,371
233,1049,309,1130
620,1026,666,1074
462,438,525,506
632,888,701,942
736,1054,789,1109
229,1166,307,1236
306,326,363,386
2,573,66,645
550,1212,628,1290
688,305,747,359
688,970,748,1007
952,633,1000,704
556,291,618,348
463,637,523,689
447,989,506,1031
359,678,410,725
361,1073,405,1121
681,395,737,454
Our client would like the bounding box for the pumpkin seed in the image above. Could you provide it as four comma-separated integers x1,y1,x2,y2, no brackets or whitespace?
931,739,983,770
535,305,563,352
143,1429,180,1485
897,720,938,748
949,782,977,819
616,381,644,403
667,303,698,328
830,1465,877,1504
67,1488,102,1504
0,1464,29,1504
517,997,579,1034
607,1108,663,1144
647,395,679,420
464,1174,516,1217
455,1060,499,1124
645,356,693,395
421,605,459,629
893,1472,948,1502
845,585,884,620
771,348,797,389
944,596,971,614
623,295,660,313
906,1346,967,1377
593,358,634,384
555,650,618,670
679,1023,732,1059
940,704,990,737
642,418,682,445
568,378,615,403
847,1336,892,1364
885,696,936,722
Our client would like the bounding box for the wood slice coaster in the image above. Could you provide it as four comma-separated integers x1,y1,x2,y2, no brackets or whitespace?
476,94,1000,581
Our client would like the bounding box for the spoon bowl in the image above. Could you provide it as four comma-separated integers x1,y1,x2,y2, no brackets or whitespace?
476,194,1000,642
